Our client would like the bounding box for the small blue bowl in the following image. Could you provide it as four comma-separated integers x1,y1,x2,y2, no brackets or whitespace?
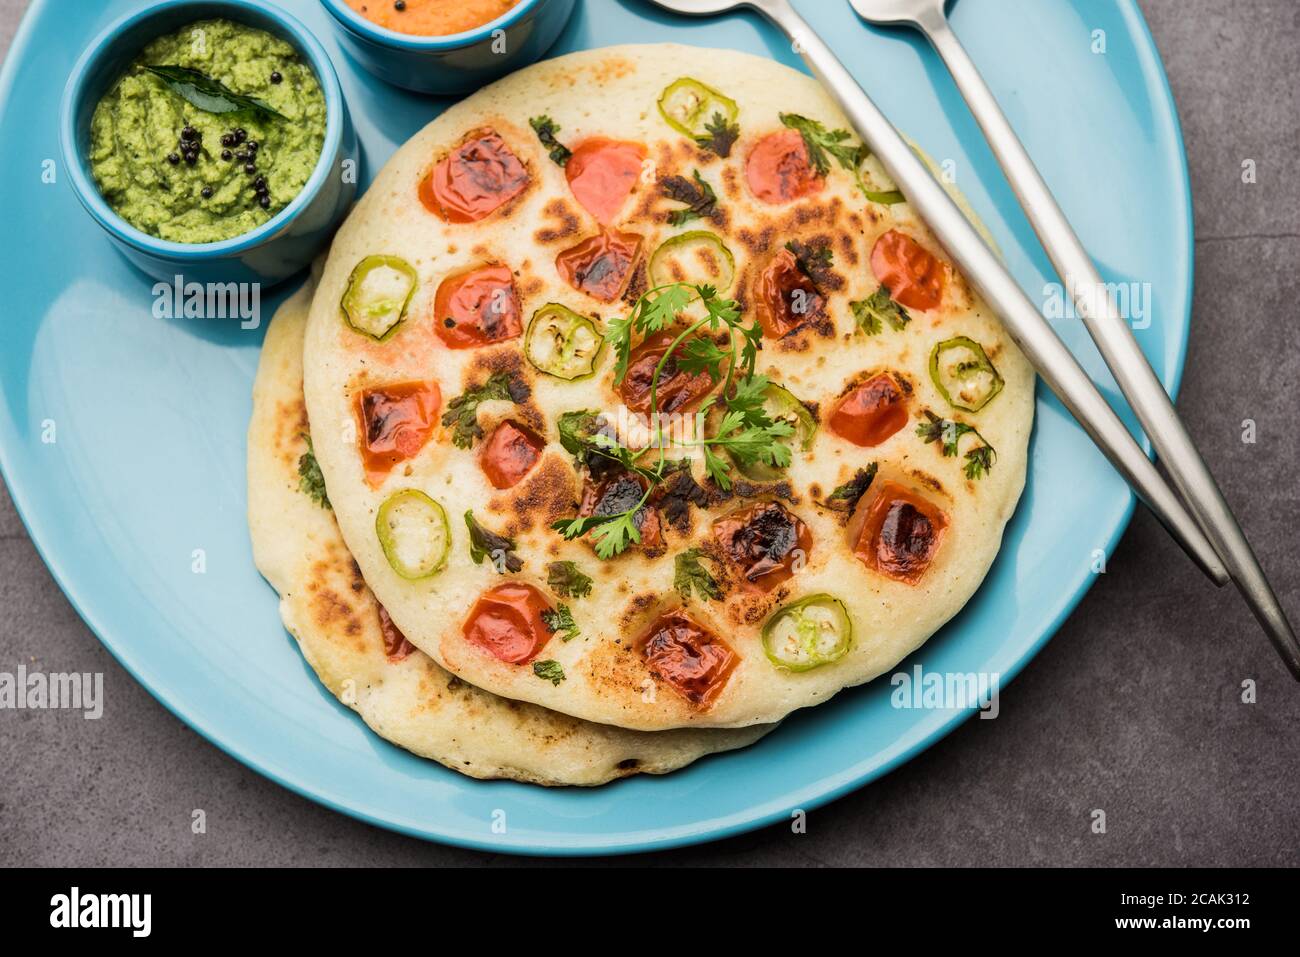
319,0,576,96
61,0,359,288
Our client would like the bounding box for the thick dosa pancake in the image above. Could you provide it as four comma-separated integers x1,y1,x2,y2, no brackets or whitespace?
302,45,1034,730
249,281,770,784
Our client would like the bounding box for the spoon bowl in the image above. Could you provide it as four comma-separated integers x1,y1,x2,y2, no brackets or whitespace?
847,0,948,26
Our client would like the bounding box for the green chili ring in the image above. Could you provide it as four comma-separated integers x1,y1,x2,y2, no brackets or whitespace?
856,152,906,206
524,304,603,381
341,255,419,342
762,594,852,672
647,231,736,294
657,77,739,140
929,336,1005,412
728,382,817,481
376,490,450,580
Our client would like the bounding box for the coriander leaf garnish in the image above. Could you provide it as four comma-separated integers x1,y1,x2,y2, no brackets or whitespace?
546,560,594,600
697,112,740,158
533,659,566,685
784,239,835,287
851,286,911,336
916,410,997,480
674,548,721,601
441,373,528,449
541,603,580,641
824,463,879,512
779,112,865,177
662,169,718,226
297,434,330,510
528,114,571,166
145,65,285,121
464,511,523,573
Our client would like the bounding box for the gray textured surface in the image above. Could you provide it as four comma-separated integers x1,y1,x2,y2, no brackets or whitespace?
1,0,1297,867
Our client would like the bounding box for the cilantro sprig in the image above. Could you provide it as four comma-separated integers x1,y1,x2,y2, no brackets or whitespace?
297,434,330,510
529,115,571,166
551,282,795,559
916,410,997,480
546,561,594,600
851,287,911,336
674,548,721,601
780,113,866,177
541,604,580,642
442,373,527,449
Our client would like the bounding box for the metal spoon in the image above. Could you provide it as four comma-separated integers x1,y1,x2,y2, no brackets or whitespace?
639,3,1273,635
845,0,1298,677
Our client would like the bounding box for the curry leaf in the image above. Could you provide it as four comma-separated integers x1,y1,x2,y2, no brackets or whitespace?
144,65,285,120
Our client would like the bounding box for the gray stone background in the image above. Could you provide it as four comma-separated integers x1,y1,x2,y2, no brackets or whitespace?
1,0,1296,867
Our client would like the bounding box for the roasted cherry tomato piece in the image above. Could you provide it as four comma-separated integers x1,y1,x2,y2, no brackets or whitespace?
355,381,443,486
578,470,662,550
870,229,945,311
565,137,647,225
829,373,909,448
462,582,555,665
433,264,522,349
377,605,416,662
619,330,715,416
637,610,737,706
754,247,824,338
556,230,643,303
746,129,823,204
481,419,545,490
711,501,813,592
419,128,529,223
849,481,948,584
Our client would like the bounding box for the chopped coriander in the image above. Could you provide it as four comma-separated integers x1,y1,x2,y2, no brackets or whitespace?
784,239,835,287
851,286,911,336
697,112,740,158
464,511,523,573
533,659,566,685
825,463,879,512
662,169,718,226
297,434,330,510
779,112,866,177
529,115,571,166
546,560,594,600
441,373,528,449
916,410,997,480
674,548,721,601
541,603,580,641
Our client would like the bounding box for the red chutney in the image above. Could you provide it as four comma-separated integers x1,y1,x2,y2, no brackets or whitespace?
829,374,909,447
419,129,529,223
711,501,813,593
434,264,522,349
746,129,823,204
377,605,416,662
565,137,646,225
849,481,947,585
462,582,554,665
556,230,643,303
754,247,824,338
619,330,715,416
578,470,662,550
345,0,519,36
354,381,442,487
637,610,737,706
870,229,945,311
481,419,545,489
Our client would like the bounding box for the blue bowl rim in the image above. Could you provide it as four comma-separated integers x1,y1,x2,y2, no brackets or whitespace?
318,0,545,51
60,0,347,259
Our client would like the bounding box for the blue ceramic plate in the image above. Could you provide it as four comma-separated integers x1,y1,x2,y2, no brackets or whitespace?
0,0,1191,854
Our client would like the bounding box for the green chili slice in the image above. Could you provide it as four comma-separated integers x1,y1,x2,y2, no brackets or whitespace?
341,255,418,341
929,336,1005,412
648,230,736,294
856,152,906,205
729,382,817,481
657,77,739,140
762,594,852,672
524,304,603,381
376,489,450,580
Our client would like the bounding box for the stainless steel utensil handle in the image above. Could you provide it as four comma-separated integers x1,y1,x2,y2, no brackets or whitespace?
912,8,1299,677
748,0,1228,585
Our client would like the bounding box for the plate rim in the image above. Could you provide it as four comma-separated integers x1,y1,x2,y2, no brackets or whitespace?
0,0,1192,856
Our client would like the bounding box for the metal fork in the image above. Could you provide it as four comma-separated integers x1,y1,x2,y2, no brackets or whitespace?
643,0,1299,678
845,0,1298,676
